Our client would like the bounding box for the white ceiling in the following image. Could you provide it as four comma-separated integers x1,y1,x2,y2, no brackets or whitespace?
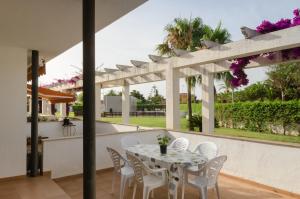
0,0,147,63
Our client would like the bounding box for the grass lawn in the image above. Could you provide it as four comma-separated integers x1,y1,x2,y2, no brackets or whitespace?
180,103,201,113
100,116,300,144
101,116,188,130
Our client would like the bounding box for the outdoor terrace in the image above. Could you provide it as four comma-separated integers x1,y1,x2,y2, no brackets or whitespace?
39,128,300,198
55,170,297,199
0,170,296,199
0,176,71,199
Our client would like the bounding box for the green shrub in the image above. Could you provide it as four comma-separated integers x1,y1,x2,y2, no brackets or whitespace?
72,104,83,116
189,114,219,132
136,103,165,111
215,101,300,134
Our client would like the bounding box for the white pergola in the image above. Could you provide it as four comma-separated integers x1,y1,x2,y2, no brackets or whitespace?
55,26,300,133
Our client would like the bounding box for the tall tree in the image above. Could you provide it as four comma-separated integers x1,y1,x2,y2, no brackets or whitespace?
266,63,300,101
216,72,234,102
156,17,206,130
203,22,232,100
148,85,165,105
130,90,146,102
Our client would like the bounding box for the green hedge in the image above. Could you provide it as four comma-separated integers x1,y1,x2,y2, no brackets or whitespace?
136,103,166,111
72,105,83,116
215,101,300,134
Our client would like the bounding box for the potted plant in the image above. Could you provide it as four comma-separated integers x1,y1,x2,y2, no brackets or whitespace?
157,135,171,154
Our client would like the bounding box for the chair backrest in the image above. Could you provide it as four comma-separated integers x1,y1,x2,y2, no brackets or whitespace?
121,135,141,149
201,155,227,187
126,152,144,185
106,147,123,172
194,142,218,160
169,137,189,151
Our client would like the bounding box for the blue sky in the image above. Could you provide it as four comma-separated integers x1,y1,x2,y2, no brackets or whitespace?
41,0,299,98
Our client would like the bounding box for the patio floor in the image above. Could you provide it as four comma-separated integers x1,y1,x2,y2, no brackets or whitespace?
0,176,71,199
55,170,298,199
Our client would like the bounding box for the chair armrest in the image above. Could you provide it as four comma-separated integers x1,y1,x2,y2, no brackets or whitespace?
148,167,168,182
183,164,206,183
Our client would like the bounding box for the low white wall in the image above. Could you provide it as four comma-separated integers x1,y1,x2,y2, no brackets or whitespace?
167,131,300,195
25,121,138,138
26,121,83,138
95,122,138,133
43,130,164,178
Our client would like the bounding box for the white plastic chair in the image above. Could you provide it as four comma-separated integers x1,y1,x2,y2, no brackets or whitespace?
107,147,134,199
182,155,227,199
121,135,141,149
127,152,169,199
169,137,189,151
193,142,218,160
181,141,219,198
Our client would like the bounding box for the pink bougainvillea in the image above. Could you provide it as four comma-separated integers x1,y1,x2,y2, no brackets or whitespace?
230,8,300,87
42,75,82,88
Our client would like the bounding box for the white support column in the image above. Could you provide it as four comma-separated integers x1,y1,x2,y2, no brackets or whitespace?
95,83,101,120
166,63,180,130
28,96,32,114
42,99,47,115
60,103,67,118
201,69,215,134
122,81,130,124
46,103,51,115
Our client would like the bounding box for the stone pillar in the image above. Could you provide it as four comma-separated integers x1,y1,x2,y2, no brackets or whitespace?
122,81,130,124
95,83,101,120
60,103,67,118
201,69,214,134
165,63,180,130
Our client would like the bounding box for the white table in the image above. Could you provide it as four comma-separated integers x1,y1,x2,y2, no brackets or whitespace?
126,144,207,198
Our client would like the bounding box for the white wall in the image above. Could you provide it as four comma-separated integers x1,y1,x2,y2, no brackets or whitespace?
104,96,137,112
167,131,300,195
95,122,138,133
43,130,164,178
25,121,83,138
25,121,139,139
0,46,27,178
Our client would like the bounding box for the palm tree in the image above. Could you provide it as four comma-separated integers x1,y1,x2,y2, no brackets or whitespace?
157,19,231,130
156,17,206,130
203,22,232,101
216,72,235,103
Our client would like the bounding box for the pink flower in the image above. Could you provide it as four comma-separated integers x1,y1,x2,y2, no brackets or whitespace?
256,20,276,33
292,16,300,26
274,18,291,30
231,78,240,87
293,8,300,17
